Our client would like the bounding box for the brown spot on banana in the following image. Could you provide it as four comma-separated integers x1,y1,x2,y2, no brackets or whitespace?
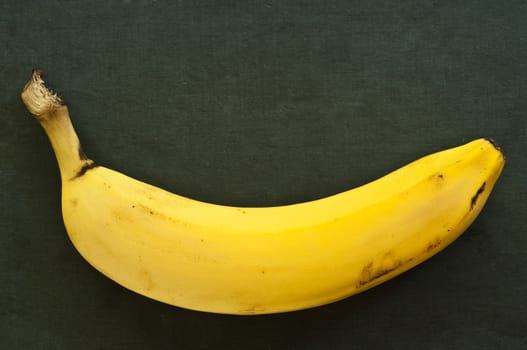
357,238,443,288
71,161,98,180
470,182,486,210
71,144,97,178
357,260,403,288
429,172,446,190
426,238,442,253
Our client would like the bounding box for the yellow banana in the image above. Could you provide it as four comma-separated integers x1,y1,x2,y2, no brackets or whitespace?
21,69,504,315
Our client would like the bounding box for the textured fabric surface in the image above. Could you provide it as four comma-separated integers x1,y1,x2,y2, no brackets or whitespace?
1,1,526,349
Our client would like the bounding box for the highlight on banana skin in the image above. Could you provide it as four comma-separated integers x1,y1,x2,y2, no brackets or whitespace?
21,69,505,315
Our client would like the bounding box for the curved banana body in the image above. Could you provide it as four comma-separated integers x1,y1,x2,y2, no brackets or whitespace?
22,70,504,315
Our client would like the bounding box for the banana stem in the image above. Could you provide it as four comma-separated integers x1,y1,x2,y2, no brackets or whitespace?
21,69,94,181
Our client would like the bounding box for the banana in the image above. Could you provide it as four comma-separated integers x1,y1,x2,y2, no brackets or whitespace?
21,69,505,315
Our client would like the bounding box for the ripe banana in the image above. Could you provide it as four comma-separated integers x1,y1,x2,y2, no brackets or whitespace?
21,69,504,315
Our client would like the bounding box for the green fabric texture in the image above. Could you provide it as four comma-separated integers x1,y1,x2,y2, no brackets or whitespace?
1,1,526,349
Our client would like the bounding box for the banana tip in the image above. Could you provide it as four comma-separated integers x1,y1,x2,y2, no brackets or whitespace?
483,138,504,157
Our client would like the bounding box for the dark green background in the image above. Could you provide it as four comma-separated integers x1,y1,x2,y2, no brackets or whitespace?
1,1,526,349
